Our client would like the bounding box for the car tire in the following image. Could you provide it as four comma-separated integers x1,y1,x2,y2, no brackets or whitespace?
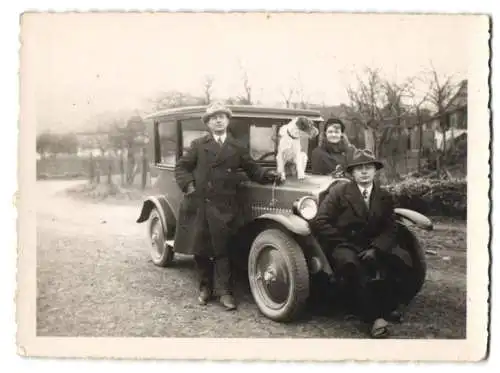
148,208,174,267
248,229,310,322
397,223,427,298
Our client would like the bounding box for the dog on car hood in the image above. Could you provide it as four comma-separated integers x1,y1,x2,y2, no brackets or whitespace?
276,116,319,181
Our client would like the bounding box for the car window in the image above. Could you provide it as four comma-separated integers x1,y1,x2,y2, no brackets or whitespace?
249,122,279,161
180,118,209,154
228,117,285,162
248,119,311,162
156,120,177,167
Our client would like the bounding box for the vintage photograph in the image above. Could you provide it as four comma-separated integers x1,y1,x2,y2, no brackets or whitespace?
18,12,489,360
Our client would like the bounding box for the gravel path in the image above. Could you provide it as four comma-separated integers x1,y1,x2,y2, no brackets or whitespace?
36,180,467,338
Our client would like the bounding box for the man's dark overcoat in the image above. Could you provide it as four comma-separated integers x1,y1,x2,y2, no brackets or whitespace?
311,180,408,264
174,133,271,258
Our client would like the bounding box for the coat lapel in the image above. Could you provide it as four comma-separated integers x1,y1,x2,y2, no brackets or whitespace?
213,134,238,165
344,181,369,219
367,184,382,219
201,135,221,160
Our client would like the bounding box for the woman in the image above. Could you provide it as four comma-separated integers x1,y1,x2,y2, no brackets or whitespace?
311,117,357,176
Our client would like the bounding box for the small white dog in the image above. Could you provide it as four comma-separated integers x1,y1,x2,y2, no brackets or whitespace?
276,116,319,180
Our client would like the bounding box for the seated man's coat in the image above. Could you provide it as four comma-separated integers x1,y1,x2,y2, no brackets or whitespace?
311,180,402,259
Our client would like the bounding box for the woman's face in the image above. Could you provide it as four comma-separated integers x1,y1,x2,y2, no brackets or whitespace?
325,123,343,144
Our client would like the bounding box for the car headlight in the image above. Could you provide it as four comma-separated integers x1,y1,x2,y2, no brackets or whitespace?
293,196,318,220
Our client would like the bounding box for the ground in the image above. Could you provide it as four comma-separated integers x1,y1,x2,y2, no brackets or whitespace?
36,180,467,338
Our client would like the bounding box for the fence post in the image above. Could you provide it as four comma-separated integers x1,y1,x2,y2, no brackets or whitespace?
89,153,95,183
120,150,125,186
107,159,113,185
141,147,147,190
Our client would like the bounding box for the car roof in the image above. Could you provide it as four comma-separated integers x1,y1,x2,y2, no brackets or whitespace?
143,105,324,121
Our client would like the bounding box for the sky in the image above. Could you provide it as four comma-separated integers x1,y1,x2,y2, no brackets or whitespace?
21,12,483,133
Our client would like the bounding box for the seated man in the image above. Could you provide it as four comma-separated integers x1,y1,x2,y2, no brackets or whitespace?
310,149,414,338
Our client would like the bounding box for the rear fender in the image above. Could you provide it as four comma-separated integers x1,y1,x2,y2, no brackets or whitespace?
136,196,177,239
394,208,434,231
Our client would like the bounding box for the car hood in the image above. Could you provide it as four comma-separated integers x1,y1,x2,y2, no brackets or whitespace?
240,174,342,210
258,175,335,196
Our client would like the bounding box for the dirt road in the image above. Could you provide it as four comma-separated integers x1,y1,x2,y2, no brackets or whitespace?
36,180,466,338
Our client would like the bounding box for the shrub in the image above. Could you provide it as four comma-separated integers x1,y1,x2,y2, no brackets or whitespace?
383,177,467,219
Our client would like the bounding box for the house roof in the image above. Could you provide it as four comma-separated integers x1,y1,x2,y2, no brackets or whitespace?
445,79,467,113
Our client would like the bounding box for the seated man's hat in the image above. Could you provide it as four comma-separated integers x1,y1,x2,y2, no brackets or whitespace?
346,149,384,173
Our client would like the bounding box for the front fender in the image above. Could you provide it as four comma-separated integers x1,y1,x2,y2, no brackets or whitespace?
136,196,177,239
255,213,311,236
394,208,433,231
251,214,333,277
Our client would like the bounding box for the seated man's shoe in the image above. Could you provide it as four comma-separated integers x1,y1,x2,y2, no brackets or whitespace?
385,309,404,323
370,318,390,339
198,287,212,305
219,294,237,310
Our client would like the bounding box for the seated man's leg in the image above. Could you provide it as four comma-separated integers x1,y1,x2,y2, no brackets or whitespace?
379,247,415,317
332,245,383,322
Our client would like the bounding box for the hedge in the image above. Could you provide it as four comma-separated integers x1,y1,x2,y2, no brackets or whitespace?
383,177,467,219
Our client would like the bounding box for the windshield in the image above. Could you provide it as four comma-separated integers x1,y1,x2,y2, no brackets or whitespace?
177,116,318,164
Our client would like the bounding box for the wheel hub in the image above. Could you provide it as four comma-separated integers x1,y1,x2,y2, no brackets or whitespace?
263,266,277,283
255,247,290,306
150,221,164,259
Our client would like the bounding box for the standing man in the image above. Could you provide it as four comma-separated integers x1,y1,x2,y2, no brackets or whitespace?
175,103,282,311
310,149,415,338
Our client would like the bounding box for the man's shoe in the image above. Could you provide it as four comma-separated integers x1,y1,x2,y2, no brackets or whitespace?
198,287,212,305
219,294,237,310
386,310,404,323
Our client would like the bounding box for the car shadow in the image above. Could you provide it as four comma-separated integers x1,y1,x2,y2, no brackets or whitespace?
231,269,349,321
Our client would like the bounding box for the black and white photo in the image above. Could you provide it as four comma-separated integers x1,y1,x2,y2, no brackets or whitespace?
17,11,490,361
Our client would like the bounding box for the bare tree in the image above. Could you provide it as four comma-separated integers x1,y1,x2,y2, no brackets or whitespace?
374,78,416,178
407,88,430,173
203,75,214,104
346,67,386,155
421,63,460,175
237,68,252,105
294,74,309,109
279,86,295,108
148,90,205,111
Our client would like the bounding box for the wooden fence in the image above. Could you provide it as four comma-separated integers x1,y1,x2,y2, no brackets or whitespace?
37,151,151,189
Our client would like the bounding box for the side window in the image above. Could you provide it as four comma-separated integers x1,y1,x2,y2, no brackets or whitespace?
157,120,177,167
181,118,209,154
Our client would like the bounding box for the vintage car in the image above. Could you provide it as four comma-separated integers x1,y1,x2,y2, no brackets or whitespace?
136,105,433,322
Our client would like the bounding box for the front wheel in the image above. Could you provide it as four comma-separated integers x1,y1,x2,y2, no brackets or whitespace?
248,229,310,322
148,208,174,267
